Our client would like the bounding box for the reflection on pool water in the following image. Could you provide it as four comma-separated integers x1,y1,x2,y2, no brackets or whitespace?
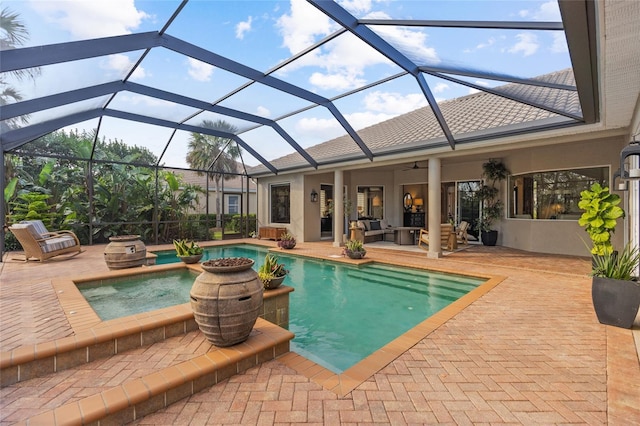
79,244,484,373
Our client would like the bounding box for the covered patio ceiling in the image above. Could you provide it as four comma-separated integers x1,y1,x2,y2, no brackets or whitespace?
1,0,598,176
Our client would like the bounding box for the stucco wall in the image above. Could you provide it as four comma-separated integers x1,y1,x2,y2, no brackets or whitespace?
256,173,305,240
496,135,627,256
257,135,628,256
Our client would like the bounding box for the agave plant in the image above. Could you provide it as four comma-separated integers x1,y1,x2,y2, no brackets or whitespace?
258,253,288,287
592,243,640,281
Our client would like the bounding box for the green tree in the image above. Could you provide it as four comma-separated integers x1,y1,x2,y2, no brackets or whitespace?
0,7,41,128
186,119,242,228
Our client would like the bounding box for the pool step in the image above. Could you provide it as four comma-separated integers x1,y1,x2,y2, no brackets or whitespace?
345,269,477,301
364,263,483,287
9,319,294,425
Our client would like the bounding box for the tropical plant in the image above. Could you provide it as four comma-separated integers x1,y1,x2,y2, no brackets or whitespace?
173,239,204,257
578,183,624,256
8,192,57,226
257,253,288,287
343,239,366,258
592,243,640,280
0,7,41,128
477,159,509,232
277,232,296,249
186,119,242,229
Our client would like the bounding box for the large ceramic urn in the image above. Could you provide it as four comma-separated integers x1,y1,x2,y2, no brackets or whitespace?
190,257,263,347
104,235,146,269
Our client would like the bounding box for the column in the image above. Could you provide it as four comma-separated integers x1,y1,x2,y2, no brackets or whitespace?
333,170,344,247
427,157,442,258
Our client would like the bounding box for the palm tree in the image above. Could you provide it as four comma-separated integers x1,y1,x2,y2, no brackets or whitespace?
186,119,242,229
1,7,41,128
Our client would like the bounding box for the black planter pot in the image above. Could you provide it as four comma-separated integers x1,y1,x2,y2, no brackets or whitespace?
481,230,498,246
591,277,640,328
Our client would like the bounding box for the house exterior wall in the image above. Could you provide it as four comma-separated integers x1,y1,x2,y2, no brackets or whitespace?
256,135,628,257
256,173,305,240
498,136,626,256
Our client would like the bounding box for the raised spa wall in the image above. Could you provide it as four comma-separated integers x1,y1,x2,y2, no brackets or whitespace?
0,262,293,387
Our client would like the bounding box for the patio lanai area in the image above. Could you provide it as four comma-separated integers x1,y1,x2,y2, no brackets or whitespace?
1,240,638,424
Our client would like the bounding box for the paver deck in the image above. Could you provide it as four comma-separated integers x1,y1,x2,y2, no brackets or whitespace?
1,239,639,424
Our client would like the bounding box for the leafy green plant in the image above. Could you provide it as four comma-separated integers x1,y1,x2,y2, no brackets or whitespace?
578,183,624,256
258,253,288,287
343,239,366,258
277,232,296,249
592,243,640,280
173,239,203,257
477,159,509,232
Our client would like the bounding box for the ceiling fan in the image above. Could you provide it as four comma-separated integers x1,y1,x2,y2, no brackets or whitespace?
402,161,428,171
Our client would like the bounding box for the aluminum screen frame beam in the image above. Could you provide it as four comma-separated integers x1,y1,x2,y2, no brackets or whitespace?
307,0,456,149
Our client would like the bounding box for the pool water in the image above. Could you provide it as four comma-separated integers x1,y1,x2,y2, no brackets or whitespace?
80,245,484,373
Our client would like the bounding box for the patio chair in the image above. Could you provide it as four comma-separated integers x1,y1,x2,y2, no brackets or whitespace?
417,223,454,251
456,221,470,245
9,220,83,262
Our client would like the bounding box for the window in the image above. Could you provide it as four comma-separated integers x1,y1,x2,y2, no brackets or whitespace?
227,195,239,214
270,183,290,223
509,167,608,220
357,186,384,219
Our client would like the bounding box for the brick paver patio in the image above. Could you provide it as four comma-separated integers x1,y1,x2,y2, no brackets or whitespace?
1,240,638,424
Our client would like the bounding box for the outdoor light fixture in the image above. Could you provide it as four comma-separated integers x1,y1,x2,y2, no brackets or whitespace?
310,189,318,203
615,137,640,191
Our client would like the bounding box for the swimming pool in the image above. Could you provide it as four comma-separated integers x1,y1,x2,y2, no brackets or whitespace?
80,244,484,373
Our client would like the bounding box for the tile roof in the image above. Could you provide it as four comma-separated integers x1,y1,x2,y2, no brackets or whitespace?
248,68,579,175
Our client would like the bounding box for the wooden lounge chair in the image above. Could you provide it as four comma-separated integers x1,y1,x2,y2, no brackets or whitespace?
418,223,454,251
9,220,83,262
456,221,470,245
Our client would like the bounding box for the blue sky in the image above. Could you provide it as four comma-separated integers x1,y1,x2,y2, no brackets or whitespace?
4,0,571,167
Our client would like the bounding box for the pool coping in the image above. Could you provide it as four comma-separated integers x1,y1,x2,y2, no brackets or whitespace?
3,243,505,398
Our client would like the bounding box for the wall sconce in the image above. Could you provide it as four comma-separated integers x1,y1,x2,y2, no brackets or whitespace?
310,189,318,203
414,198,424,212
616,139,640,191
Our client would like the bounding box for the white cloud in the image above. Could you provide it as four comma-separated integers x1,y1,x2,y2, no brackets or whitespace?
468,81,490,95
550,32,568,53
432,83,450,94
309,71,366,91
277,2,436,91
102,54,147,80
187,58,214,82
236,16,253,40
518,1,560,21
368,12,439,65
508,33,539,57
338,0,372,15
345,111,395,130
533,1,561,21
30,0,150,39
363,91,428,114
295,110,394,138
117,93,175,108
256,106,271,117
276,0,334,54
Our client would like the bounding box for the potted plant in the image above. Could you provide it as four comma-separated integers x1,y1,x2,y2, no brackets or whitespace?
343,239,366,259
578,183,640,328
277,232,296,249
578,182,624,256
173,239,204,264
477,159,509,246
258,253,289,289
